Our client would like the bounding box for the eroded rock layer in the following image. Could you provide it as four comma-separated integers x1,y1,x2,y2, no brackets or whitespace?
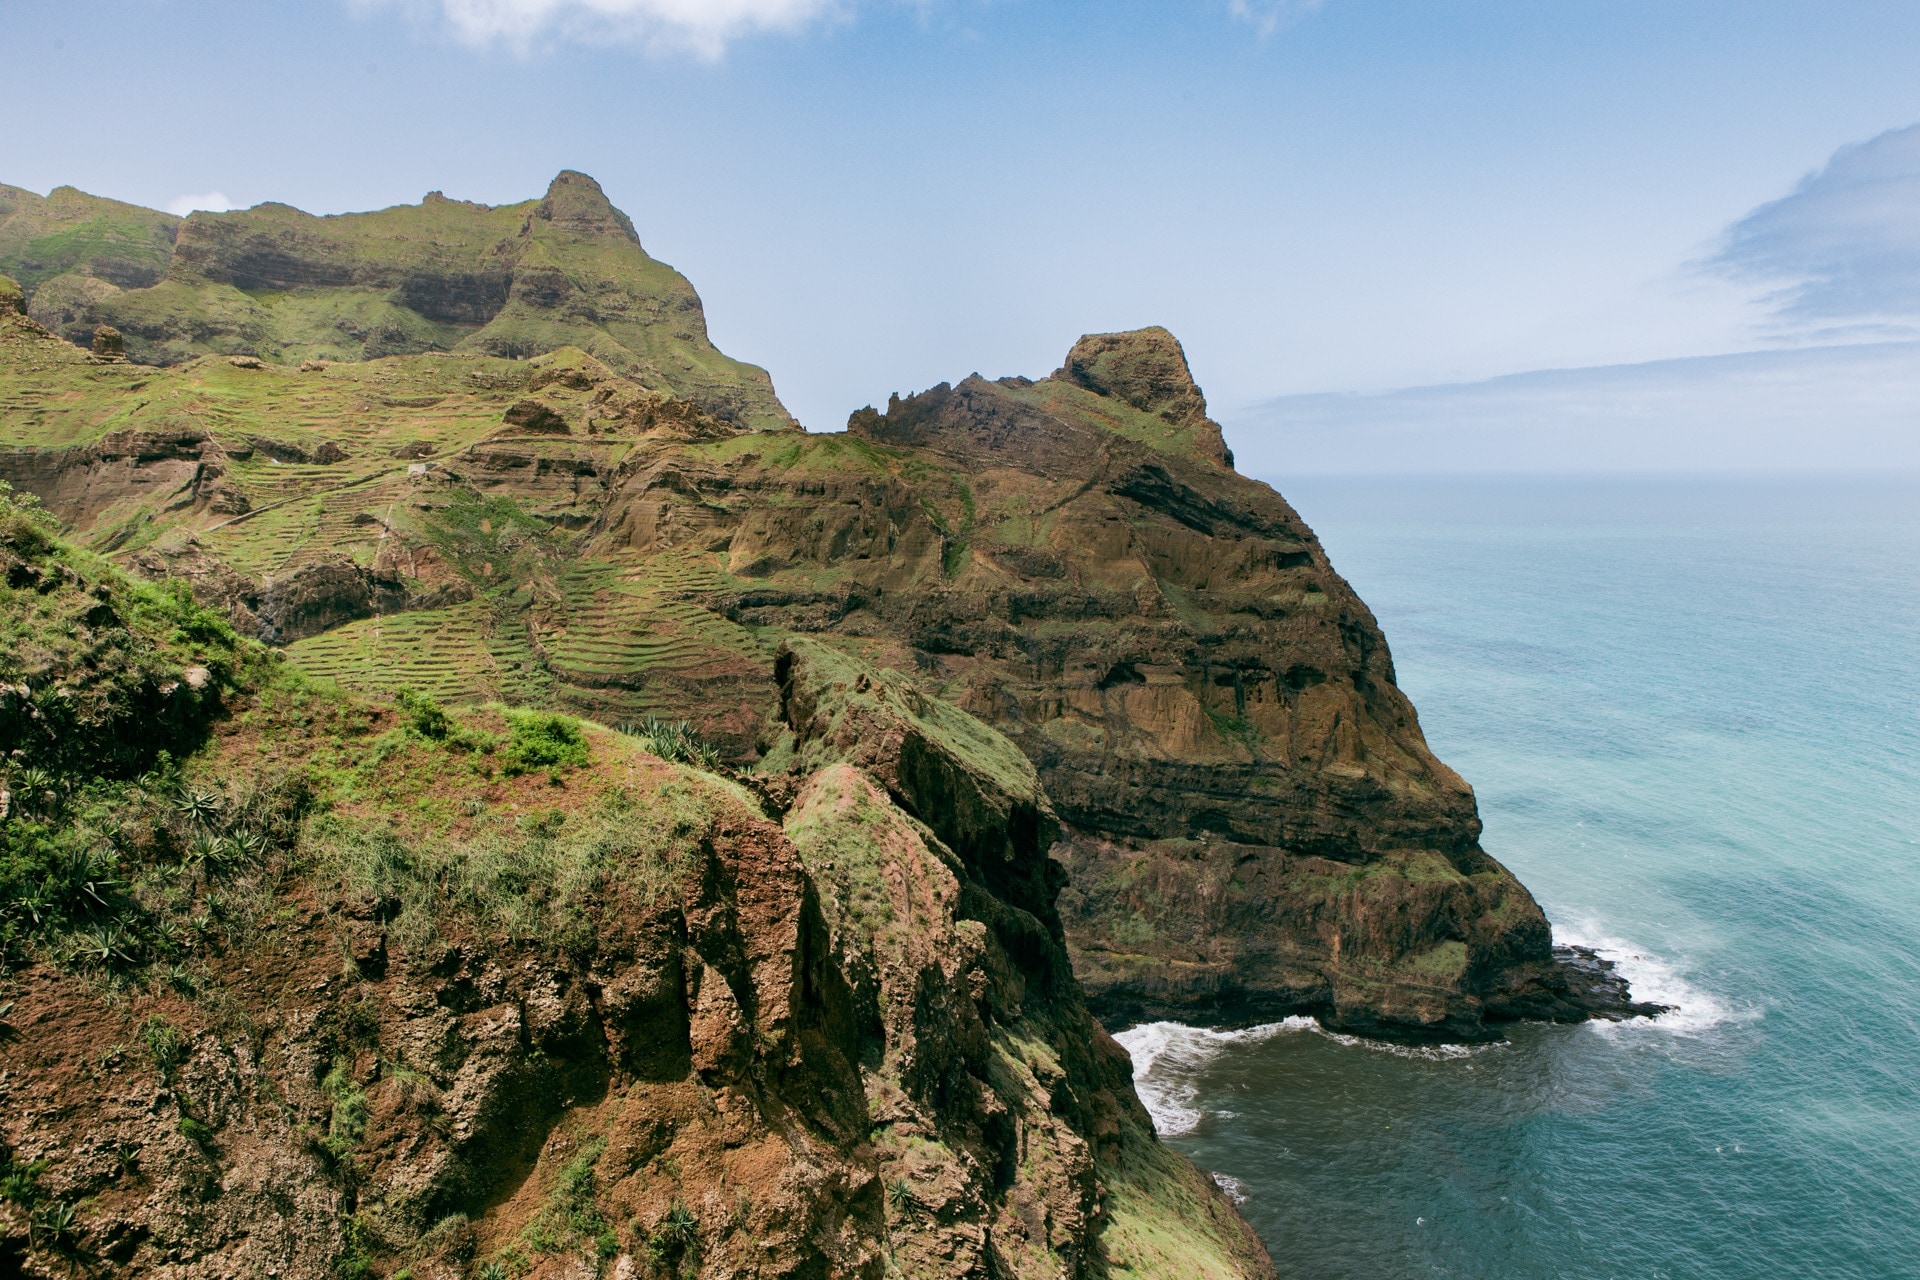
0,175,1649,1046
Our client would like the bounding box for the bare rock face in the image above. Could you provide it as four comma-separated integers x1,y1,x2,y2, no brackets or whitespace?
90,323,125,360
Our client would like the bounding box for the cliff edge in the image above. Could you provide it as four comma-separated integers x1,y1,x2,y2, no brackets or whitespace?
0,492,1272,1277
0,174,1655,1045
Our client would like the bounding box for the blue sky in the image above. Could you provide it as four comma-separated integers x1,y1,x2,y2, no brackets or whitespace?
6,0,1920,455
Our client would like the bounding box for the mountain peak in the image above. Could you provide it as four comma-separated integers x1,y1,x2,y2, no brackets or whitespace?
1055,325,1234,468
536,169,641,246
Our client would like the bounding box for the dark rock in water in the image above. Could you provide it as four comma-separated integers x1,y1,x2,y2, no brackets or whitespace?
1546,944,1673,1021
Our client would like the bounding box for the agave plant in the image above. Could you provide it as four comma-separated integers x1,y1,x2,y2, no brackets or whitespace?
72,924,137,968
230,827,271,863
655,1202,700,1250
185,832,236,879
9,766,55,815
150,917,186,957
28,1198,79,1252
170,788,225,828
9,880,54,927
625,716,727,771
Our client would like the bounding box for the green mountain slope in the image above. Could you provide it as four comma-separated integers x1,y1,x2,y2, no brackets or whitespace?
0,172,794,432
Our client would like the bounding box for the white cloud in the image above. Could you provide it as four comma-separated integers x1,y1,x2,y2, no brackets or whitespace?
166,192,233,216
1704,123,1920,341
1228,0,1323,39
411,0,844,57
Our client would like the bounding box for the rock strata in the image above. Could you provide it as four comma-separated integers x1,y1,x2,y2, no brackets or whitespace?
0,175,1654,1048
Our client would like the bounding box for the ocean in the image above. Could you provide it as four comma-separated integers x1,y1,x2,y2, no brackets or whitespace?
1114,476,1920,1280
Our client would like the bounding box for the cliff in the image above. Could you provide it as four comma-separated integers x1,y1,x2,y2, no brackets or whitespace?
0,491,1273,1277
0,173,1652,1046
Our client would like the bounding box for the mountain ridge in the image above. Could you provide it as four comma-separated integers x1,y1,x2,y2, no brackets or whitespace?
0,173,795,433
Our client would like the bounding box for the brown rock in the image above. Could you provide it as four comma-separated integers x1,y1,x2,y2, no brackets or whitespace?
502,398,571,433
90,323,125,359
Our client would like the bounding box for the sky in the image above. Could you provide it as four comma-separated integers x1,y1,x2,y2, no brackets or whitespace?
5,0,1920,466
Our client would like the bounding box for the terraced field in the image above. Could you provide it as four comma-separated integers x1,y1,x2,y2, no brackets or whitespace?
532,555,772,719
284,597,505,704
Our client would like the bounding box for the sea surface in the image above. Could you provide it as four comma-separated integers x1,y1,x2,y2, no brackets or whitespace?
1114,476,1920,1280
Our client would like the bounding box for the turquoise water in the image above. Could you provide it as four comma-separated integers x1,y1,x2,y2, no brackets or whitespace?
1114,476,1920,1280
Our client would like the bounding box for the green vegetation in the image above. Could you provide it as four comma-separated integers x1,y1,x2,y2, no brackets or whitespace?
307,775,701,955
0,174,794,431
0,483,310,975
502,710,589,776
321,1057,372,1159
646,1202,701,1276
519,1136,618,1261
140,1014,186,1083
620,716,723,771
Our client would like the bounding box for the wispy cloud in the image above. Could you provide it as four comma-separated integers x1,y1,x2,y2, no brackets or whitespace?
1228,0,1323,39
379,1,1317,57
1704,123,1920,341
390,0,846,57
166,192,233,216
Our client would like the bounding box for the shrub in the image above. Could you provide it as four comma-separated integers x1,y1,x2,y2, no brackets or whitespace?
395,689,450,741
503,712,588,776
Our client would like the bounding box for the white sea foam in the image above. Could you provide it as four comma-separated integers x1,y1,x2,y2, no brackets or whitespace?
1112,1019,1307,1134
1114,1014,1492,1135
1308,1028,1485,1061
1211,1172,1250,1204
1555,922,1750,1037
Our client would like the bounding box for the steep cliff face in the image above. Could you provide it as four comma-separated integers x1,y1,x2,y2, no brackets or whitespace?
0,501,1271,1278
0,174,794,432
0,175,1651,1044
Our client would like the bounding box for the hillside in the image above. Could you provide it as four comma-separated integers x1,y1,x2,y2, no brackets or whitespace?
0,486,1274,1278
0,174,793,433
0,173,1655,1053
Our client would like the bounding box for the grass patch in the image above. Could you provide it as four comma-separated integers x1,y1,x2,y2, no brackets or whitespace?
306,777,702,956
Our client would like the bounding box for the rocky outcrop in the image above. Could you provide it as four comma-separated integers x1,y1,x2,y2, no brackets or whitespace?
0,509,1273,1277
1056,327,1233,468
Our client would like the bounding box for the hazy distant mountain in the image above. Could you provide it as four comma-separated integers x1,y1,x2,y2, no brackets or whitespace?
1227,341,1920,474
